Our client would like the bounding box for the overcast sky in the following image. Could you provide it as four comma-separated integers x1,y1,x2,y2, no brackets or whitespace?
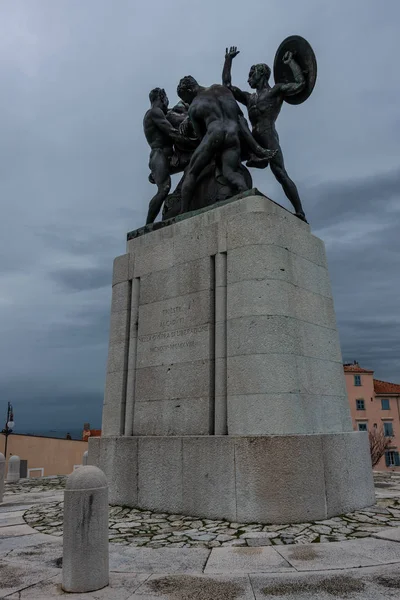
0,0,399,433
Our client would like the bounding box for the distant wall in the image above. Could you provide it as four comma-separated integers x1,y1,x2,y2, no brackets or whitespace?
0,433,88,477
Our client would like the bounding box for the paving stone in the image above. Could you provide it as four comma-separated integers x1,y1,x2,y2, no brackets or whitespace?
0,513,26,527
248,571,392,600
276,539,400,571
109,546,211,573
6,572,149,599
129,573,255,600
221,539,247,547
0,524,37,538
204,547,294,574
0,559,59,597
216,534,235,542
310,524,332,535
188,533,217,541
246,538,272,547
373,526,400,543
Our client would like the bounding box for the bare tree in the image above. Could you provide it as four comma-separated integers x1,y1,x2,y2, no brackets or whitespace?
369,426,392,467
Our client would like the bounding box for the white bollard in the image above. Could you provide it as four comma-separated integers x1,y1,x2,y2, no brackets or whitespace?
82,450,88,465
62,465,109,593
0,453,5,503
6,455,20,483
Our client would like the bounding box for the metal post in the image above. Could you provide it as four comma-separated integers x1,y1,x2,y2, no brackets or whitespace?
2,402,15,462
3,403,11,459
4,433,8,461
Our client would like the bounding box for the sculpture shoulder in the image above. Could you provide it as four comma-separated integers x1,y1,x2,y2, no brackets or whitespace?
207,84,232,97
143,109,153,123
188,98,202,121
143,106,163,125
249,88,282,111
247,92,258,106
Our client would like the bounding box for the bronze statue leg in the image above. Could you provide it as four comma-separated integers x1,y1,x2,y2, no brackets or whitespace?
238,115,277,162
180,132,219,213
269,148,307,221
221,134,248,193
146,149,171,224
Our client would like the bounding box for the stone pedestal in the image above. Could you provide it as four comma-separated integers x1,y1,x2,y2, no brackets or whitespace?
90,193,375,523
62,466,109,592
6,455,20,483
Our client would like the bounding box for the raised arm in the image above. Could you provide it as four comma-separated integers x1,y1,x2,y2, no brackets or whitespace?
151,107,180,139
222,46,251,107
272,51,306,97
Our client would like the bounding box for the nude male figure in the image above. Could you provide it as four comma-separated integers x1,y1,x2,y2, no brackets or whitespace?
177,76,275,214
143,87,183,224
223,46,308,222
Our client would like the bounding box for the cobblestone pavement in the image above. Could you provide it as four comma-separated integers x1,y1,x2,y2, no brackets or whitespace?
17,471,400,549
3,476,66,495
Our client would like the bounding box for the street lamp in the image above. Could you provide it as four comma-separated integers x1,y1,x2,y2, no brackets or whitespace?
2,402,15,460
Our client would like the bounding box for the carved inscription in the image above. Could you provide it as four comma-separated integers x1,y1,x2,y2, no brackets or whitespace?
138,296,209,357
150,340,195,353
139,324,208,344
160,317,185,328
159,300,195,329
162,306,182,315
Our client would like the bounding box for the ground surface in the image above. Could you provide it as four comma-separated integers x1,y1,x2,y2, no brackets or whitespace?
21,472,400,548
1,472,400,598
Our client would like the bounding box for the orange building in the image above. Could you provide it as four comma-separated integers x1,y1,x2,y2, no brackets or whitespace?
0,434,88,477
82,422,101,441
344,362,400,471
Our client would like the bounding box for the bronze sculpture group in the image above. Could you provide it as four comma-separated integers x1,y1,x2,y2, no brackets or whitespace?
143,36,317,225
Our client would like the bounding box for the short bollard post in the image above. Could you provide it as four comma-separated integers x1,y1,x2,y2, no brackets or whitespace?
0,453,5,503
82,450,88,465
6,455,20,483
62,466,109,593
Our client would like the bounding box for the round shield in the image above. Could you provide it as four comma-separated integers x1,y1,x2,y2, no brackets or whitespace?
273,35,317,105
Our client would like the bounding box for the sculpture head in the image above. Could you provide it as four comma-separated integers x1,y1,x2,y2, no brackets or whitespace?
177,76,199,105
248,64,271,88
149,87,169,113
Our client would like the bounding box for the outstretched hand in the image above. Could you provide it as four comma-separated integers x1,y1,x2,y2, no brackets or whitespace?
283,50,294,64
225,46,240,60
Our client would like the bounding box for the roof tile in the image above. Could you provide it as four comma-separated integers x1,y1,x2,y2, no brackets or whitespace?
343,363,374,374
374,379,400,395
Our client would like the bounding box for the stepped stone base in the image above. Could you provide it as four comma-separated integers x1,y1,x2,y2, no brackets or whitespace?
93,193,375,525
89,432,375,524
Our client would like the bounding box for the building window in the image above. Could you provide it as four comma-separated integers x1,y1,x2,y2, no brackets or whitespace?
384,422,394,437
381,399,390,410
357,423,368,432
354,375,361,386
385,451,400,467
356,399,365,410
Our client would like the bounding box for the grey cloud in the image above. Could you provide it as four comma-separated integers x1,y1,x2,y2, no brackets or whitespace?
41,305,110,349
306,168,400,229
340,320,400,384
0,378,103,431
49,266,112,292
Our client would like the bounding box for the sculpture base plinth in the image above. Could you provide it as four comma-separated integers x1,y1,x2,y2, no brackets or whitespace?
95,193,375,525
89,432,374,524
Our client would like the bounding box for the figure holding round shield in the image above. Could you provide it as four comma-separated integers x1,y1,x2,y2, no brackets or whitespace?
222,36,317,223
